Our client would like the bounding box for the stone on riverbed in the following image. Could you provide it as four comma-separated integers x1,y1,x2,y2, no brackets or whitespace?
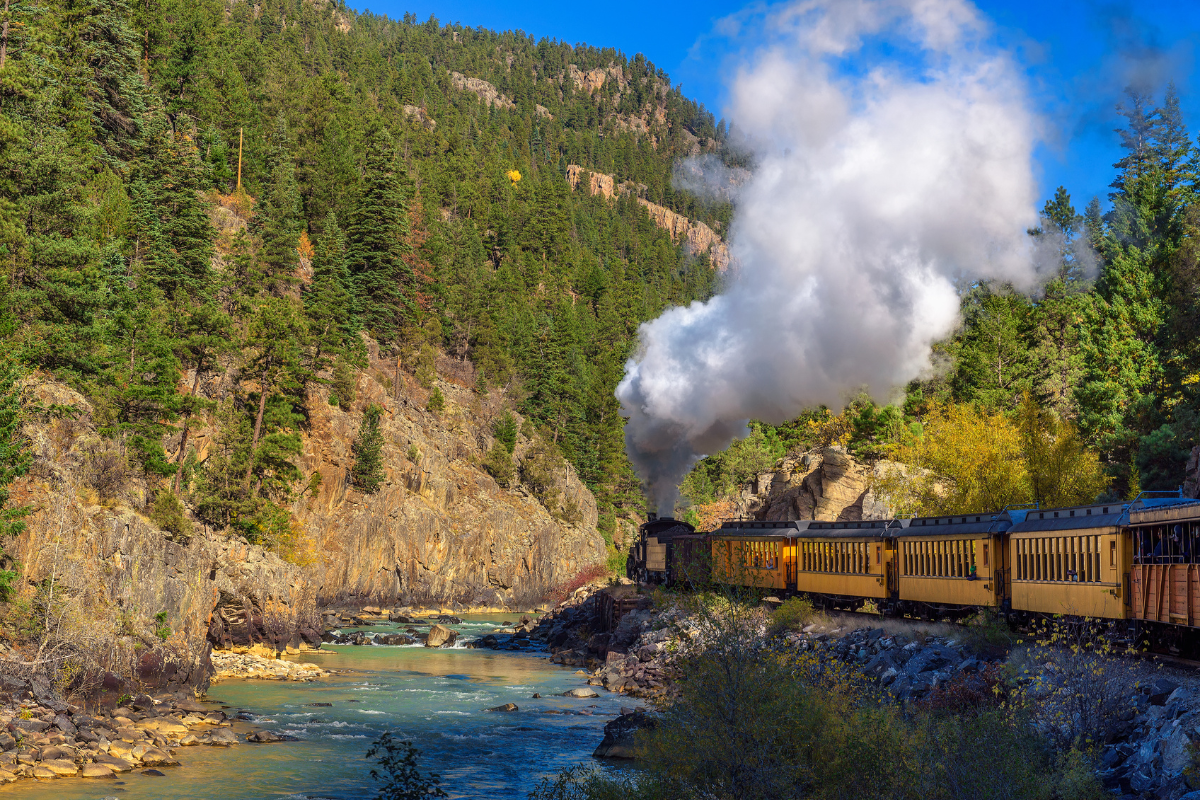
562,688,599,698
81,763,115,778
426,625,458,648
486,703,518,712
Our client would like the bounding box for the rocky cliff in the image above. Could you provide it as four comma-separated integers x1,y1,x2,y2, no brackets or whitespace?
565,164,731,271
285,342,606,609
731,447,894,522
3,346,606,693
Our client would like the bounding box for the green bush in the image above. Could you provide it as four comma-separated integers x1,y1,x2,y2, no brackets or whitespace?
331,357,357,411
153,611,171,641
520,439,560,510
492,411,518,454
426,387,445,414
365,732,446,800
482,441,515,487
150,490,193,543
769,596,819,635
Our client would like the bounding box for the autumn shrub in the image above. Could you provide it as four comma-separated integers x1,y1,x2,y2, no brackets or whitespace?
916,662,1008,715
769,596,821,636
533,581,1102,800
1008,616,1140,751
79,438,132,505
546,564,608,604
875,396,1109,516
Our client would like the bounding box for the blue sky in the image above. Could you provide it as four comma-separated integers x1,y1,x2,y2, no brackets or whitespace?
351,0,1199,213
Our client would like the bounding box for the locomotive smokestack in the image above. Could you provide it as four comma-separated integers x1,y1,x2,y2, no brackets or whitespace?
618,0,1050,515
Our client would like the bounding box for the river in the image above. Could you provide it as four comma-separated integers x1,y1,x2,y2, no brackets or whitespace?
6,615,628,800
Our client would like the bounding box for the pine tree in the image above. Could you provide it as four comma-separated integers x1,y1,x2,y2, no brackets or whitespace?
243,296,306,491
345,128,413,339
135,118,214,298
350,403,385,492
255,117,303,294
306,211,356,361
0,352,30,595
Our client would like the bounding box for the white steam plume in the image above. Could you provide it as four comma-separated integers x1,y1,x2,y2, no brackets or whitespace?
617,0,1050,515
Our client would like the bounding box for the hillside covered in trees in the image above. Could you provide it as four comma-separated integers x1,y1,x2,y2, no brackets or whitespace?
0,0,738,553
681,86,1200,521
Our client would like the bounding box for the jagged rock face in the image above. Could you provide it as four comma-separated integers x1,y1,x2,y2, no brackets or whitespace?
8,359,606,691
738,447,894,522
292,347,606,609
448,71,515,109
565,164,731,271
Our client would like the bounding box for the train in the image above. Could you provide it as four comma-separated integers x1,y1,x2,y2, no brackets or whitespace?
627,495,1200,650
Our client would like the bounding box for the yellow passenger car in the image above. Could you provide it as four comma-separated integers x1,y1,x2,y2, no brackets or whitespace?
894,515,1009,615
709,521,799,591
793,520,897,608
1008,504,1129,620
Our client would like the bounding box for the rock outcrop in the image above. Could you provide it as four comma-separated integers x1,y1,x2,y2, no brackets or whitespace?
728,447,894,522
448,71,515,110
284,342,606,609
565,164,731,271
402,104,436,130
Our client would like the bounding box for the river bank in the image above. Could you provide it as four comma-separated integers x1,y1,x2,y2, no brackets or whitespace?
3,614,626,799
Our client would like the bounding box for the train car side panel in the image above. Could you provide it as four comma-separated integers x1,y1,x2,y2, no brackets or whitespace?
1008,520,1127,619
794,537,889,600
711,537,788,590
895,534,1002,607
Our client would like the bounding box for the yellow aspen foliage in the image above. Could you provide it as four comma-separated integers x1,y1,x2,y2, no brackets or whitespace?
506,169,521,184
876,397,1108,516
296,230,314,259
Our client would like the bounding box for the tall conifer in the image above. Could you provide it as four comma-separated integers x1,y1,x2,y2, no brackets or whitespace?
345,128,412,339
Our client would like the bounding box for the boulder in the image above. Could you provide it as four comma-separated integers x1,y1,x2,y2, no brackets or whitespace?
593,712,656,758
1150,678,1179,706
426,625,458,648
139,747,180,767
246,730,292,743
130,694,156,712
902,645,956,675
377,633,416,646
486,703,518,712
81,763,115,778
563,688,600,699
41,759,79,776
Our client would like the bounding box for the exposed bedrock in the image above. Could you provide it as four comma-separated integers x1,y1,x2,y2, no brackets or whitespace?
6,363,606,691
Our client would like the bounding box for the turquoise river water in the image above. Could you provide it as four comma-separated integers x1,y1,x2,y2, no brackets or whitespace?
5,615,628,800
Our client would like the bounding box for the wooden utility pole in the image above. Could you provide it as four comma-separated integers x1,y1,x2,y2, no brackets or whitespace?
0,0,12,72
236,127,243,191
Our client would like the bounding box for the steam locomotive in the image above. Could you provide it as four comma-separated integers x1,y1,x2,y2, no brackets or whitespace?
627,495,1200,649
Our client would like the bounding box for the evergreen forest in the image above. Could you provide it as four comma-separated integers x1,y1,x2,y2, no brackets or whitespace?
4,0,1199,546
0,0,732,547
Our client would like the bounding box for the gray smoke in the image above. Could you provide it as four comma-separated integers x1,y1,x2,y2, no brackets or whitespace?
672,154,751,203
617,0,1052,515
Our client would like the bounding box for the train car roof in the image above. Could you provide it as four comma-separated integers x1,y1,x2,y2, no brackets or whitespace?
710,518,902,539
894,513,1010,537
1010,503,1129,532
1128,498,1200,525
710,520,810,538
